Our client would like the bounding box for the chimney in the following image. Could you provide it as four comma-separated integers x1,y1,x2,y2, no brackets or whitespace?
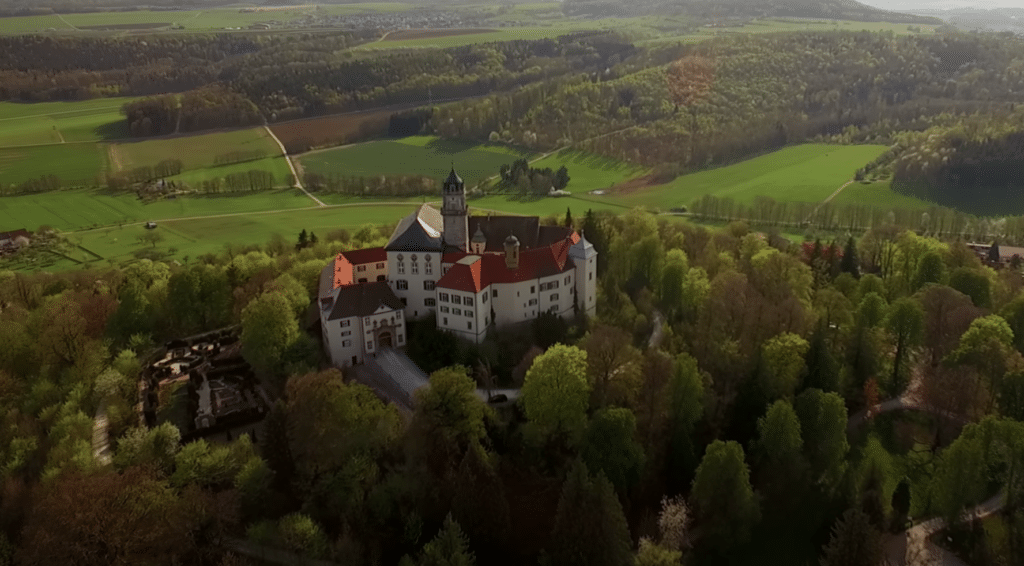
504,233,520,270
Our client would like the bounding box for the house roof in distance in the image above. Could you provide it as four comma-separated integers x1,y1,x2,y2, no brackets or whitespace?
0,229,30,242
466,215,573,253
386,205,443,252
438,233,579,293
327,281,405,321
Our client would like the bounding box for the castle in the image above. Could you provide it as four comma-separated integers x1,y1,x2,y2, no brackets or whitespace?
316,168,597,368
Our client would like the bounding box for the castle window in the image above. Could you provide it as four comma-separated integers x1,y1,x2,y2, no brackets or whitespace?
482,292,488,303
425,254,432,262
377,263,385,269
424,280,435,291
412,254,418,261
565,275,571,285
358,278,367,283
528,299,537,306
397,262,405,274
465,310,473,318
396,280,408,290
467,321,473,330
357,265,366,272
530,286,535,294
397,254,404,261
453,308,462,316
425,298,436,307
341,320,351,327
452,296,462,305
341,331,351,337
465,297,474,307
589,273,593,281
368,341,373,350
492,289,498,298
412,262,419,275
441,306,450,313
550,293,559,301
342,340,352,347
425,262,433,275
443,317,448,325
440,293,449,302
398,334,404,344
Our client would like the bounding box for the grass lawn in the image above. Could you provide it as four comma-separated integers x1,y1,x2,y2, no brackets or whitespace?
363,25,600,49
604,144,890,209
830,180,932,210
528,149,645,194
69,202,423,264
0,188,316,232
0,14,74,34
299,136,536,189
0,97,134,148
113,127,282,172
167,157,294,188
0,143,107,186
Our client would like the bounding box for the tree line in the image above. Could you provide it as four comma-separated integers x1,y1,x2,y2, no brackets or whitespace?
302,172,438,197
493,158,570,195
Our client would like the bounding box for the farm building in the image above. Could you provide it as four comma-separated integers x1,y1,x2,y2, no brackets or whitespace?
965,242,1024,268
0,229,30,256
315,168,597,368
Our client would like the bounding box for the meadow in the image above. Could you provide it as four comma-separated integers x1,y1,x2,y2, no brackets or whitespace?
604,144,891,209
298,136,535,188
0,143,108,186
0,97,134,148
0,188,317,232
528,149,644,194
830,180,932,210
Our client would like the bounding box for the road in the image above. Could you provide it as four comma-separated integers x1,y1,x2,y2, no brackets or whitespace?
263,125,324,206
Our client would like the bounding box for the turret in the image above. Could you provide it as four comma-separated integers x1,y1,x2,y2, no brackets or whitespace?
504,233,520,270
470,224,486,254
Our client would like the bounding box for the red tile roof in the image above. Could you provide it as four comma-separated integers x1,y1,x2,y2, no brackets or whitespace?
437,232,578,292
333,254,353,289
341,247,386,265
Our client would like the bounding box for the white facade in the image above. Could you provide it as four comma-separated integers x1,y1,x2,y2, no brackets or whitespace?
570,234,598,317
437,287,489,342
323,305,406,368
352,260,387,284
388,250,441,320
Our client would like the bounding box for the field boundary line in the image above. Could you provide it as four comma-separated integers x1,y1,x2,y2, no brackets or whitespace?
803,178,853,224
263,125,326,207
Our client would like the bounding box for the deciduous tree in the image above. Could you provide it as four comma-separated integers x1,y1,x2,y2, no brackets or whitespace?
819,509,883,566
794,389,849,493
690,440,760,549
521,344,590,447
241,291,299,373
547,461,632,566
581,408,645,494
886,297,924,393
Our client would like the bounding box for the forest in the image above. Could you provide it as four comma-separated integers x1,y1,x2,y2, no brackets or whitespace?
1,207,1023,565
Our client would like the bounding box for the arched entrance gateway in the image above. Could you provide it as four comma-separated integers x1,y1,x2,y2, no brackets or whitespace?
378,331,393,348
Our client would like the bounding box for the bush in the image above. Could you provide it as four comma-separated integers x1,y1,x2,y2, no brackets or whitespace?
278,513,329,559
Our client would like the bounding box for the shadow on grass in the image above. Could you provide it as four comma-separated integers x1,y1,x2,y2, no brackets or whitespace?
93,120,130,141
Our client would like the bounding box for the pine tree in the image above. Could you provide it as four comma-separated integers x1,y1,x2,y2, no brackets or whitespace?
581,209,608,276
419,514,475,566
263,400,294,491
309,232,318,245
565,207,573,228
450,443,510,551
840,236,860,278
804,323,840,392
298,229,308,248
988,241,1001,265
548,461,632,566
820,509,882,566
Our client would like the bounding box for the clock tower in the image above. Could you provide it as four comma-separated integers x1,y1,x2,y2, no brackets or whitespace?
441,167,468,252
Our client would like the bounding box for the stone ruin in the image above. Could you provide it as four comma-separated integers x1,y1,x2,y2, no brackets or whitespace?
141,327,269,441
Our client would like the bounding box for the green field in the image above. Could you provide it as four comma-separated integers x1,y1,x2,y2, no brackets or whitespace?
299,136,535,188
0,143,108,186
529,149,644,194
111,127,292,186
0,98,134,148
0,188,318,232
830,180,932,210
605,144,890,209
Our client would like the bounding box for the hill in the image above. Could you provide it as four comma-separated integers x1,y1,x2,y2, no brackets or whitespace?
562,0,943,24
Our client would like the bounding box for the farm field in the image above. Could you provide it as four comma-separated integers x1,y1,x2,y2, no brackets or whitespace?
299,136,535,188
269,107,396,153
604,144,891,209
0,97,134,148
112,127,282,172
527,149,645,194
0,188,316,232
0,143,107,186
830,180,932,210
69,202,423,265
363,25,604,49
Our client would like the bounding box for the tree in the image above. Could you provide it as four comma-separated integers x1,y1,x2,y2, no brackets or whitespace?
580,325,641,408
912,251,947,292
581,408,645,494
759,332,810,400
450,443,511,552
945,314,1022,411
804,323,841,392
660,249,689,320
278,513,329,560
794,389,849,493
285,369,400,486
886,297,924,393
840,236,860,279
138,230,164,248
262,400,294,490
690,440,760,549
17,468,201,566
564,207,573,228
547,461,633,566
949,267,992,308
555,167,570,191
297,229,308,249
1001,294,1024,355
819,509,883,566
754,400,803,468
635,538,682,566
521,344,590,447
240,291,299,373
666,353,705,492
418,514,475,566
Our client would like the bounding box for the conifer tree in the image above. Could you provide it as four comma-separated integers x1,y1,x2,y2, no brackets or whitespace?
450,443,510,551
548,461,632,566
262,400,294,491
418,514,475,566
840,236,860,279
819,509,882,566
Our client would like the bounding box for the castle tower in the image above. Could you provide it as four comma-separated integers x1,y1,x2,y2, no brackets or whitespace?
441,167,468,252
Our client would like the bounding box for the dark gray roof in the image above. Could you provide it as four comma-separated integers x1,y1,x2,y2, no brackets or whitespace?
445,168,463,188
386,205,444,252
327,282,405,321
466,216,572,253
